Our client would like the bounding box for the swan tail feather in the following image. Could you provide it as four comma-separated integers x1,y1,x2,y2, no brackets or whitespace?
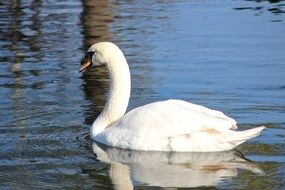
226,126,265,147
169,126,265,152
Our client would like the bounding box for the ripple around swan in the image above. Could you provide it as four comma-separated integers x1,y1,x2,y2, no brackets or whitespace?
0,0,285,189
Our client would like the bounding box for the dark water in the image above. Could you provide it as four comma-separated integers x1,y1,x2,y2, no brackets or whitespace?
0,0,285,189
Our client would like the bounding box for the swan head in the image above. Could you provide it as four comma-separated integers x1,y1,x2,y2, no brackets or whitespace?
79,42,122,73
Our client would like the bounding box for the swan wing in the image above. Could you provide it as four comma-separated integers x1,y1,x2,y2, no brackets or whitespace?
117,99,237,134
95,99,265,151
96,100,238,149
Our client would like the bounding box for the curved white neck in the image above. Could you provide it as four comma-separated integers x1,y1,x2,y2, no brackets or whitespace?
91,51,131,138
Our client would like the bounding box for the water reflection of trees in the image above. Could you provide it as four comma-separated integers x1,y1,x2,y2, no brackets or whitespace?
2,0,43,137
81,0,114,49
1,0,43,188
80,0,112,124
80,0,158,124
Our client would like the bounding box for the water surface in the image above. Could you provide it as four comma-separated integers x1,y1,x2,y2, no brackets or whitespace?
0,0,285,189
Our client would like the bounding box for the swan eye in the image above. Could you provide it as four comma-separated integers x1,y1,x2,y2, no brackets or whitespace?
87,51,95,59
82,51,95,64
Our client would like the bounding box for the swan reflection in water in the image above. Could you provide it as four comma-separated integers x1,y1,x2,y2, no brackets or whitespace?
92,142,263,189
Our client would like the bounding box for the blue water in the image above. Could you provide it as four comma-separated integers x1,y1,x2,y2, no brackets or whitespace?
0,0,284,189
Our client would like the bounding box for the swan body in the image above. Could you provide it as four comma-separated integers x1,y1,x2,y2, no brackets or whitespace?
80,42,265,152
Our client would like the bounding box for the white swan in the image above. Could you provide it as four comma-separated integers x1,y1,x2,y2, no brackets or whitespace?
79,42,265,152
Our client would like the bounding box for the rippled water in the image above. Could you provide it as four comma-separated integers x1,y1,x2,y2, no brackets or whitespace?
0,0,285,189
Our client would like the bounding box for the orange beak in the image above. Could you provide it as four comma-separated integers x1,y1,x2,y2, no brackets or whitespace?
79,53,92,73
79,60,91,73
